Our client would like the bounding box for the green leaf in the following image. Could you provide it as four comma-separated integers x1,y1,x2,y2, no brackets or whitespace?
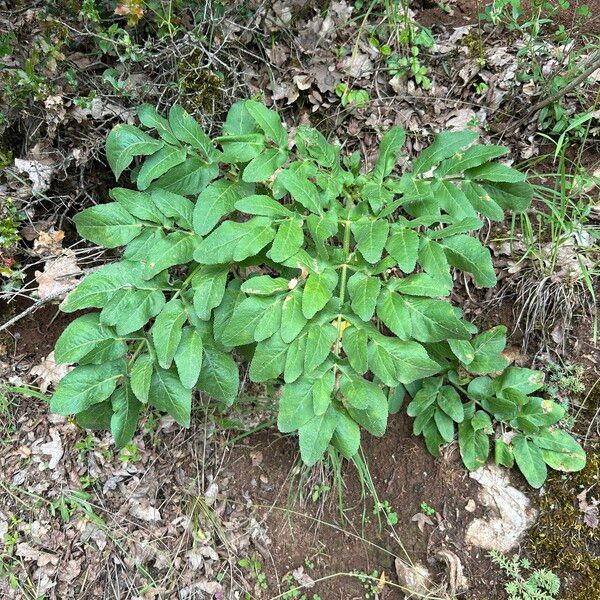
498,367,545,394
394,273,452,297
466,162,526,183
223,101,259,135
534,429,586,472
434,408,455,443
512,435,547,488
137,146,187,190
435,180,478,220
403,297,471,342
149,156,218,196
241,276,289,295
418,238,450,279
243,148,287,182
233,219,276,262
235,195,293,217
76,401,113,430
245,100,288,148
494,439,514,468
278,379,315,432
73,203,142,248
347,272,381,321
110,188,168,224
351,219,389,264
269,218,304,263
110,385,141,449
220,134,265,163
458,420,489,471
192,265,229,320
151,299,187,369
138,104,178,144
304,324,336,373
376,288,411,340
174,327,203,388
312,370,335,415
249,332,288,382
386,228,419,273
378,337,441,384
51,362,122,415
106,124,164,179
299,409,337,466
148,367,192,427
168,105,213,157
255,296,283,342
372,126,405,182
347,393,388,437
198,346,239,406
130,354,153,403
437,385,464,422
434,145,508,177
448,339,475,365
221,296,277,347
461,181,505,221
277,169,322,214
342,326,368,375
55,313,126,365
341,374,385,411
99,287,165,336
412,131,478,174
368,341,398,386
193,180,252,235
144,231,199,279
284,333,307,383
331,408,360,458
302,271,337,319
482,181,533,212
467,326,509,374
441,235,496,287
281,289,307,343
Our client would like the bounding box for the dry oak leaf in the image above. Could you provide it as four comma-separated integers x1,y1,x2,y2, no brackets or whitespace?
35,251,82,300
31,351,72,393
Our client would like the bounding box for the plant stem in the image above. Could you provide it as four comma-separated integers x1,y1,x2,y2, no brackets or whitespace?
333,220,352,356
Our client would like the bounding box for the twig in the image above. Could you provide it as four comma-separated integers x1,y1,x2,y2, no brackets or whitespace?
0,266,101,333
0,285,77,333
504,50,600,134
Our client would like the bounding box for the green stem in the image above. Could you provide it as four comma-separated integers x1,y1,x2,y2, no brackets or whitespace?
333,220,352,356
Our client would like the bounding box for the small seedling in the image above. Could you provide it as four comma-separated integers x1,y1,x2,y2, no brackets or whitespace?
489,551,560,599
420,501,436,517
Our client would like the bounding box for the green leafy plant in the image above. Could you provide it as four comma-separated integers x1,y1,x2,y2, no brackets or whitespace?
489,551,561,600
49,100,586,487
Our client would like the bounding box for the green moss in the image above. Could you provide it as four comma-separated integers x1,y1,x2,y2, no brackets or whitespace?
461,32,485,62
178,52,224,115
525,449,600,599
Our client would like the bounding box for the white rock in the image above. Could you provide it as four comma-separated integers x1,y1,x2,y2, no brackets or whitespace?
465,464,537,552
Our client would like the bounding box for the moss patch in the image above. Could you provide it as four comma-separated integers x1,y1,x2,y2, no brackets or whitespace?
178,51,224,115
525,449,600,599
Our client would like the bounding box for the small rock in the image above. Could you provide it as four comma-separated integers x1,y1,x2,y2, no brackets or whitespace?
394,559,431,596
465,498,476,513
465,464,537,552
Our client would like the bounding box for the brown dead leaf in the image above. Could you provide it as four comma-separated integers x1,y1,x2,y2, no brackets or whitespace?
35,251,82,300
577,488,599,529
31,351,72,393
33,229,65,256
411,512,434,533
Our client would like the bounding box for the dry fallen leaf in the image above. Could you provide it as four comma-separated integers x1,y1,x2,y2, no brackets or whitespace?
35,251,82,300
411,512,434,533
31,351,72,393
577,488,599,529
33,229,65,256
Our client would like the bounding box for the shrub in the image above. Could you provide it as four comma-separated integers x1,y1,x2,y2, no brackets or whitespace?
50,100,585,487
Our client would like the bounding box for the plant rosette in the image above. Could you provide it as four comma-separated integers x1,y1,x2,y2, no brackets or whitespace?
50,100,586,488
